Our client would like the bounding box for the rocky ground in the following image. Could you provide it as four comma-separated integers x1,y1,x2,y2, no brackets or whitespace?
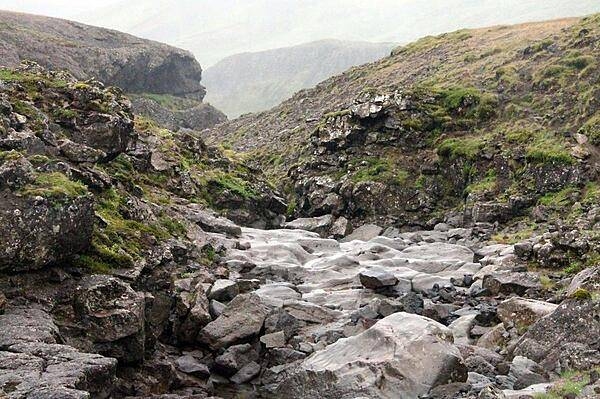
1,209,599,398
0,13,599,399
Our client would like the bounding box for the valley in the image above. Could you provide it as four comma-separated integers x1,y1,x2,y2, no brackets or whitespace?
0,6,599,399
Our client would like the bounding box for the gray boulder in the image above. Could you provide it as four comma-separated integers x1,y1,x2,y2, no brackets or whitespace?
512,299,600,372
359,269,398,289
0,194,93,272
276,312,467,398
341,223,383,242
199,293,270,350
74,275,145,364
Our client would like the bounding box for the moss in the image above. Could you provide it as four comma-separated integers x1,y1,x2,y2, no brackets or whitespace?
571,288,592,300
538,186,578,207
437,136,485,160
582,182,600,206
467,169,497,194
159,216,187,237
0,68,68,90
492,226,536,244
323,109,351,119
534,369,593,399
525,132,574,165
21,172,88,199
0,150,24,162
351,158,409,186
210,172,259,199
52,107,78,120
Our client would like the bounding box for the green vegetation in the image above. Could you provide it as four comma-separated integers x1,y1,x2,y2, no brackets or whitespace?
75,188,187,272
0,150,24,162
210,172,259,199
21,172,88,199
579,114,600,145
350,158,409,186
534,369,595,399
0,68,68,90
492,226,536,244
571,288,592,300
437,136,485,160
538,186,578,207
525,132,574,165
466,169,497,194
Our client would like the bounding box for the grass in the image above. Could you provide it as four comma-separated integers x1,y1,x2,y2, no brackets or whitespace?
437,136,485,160
579,114,600,145
534,369,595,399
350,158,409,186
538,186,578,207
21,172,88,199
210,172,259,199
525,132,574,165
466,169,497,194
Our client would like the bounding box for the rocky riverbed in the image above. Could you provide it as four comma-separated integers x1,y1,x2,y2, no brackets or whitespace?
1,214,599,398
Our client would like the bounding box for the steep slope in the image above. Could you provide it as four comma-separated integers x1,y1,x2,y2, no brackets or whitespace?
203,40,396,117
204,15,600,237
77,0,600,66
0,10,226,130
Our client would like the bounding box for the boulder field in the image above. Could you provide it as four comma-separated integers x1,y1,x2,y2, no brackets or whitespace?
2,215,599,398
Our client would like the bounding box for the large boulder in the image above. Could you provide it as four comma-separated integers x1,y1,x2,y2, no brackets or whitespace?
497,297,557,330
0,306,117,398
0,193,94,272
276,312,467,399
198,293,270,350
74,275,146,364
512,299,600,372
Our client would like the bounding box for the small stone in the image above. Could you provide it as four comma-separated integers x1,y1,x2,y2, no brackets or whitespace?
207,279,239,302
230,361,261,384
359,270,398,289
260,331,286,348
175,355,210,378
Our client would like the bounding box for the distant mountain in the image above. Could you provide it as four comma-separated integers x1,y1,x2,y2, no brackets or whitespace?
203,40,396,118
75,0,600,67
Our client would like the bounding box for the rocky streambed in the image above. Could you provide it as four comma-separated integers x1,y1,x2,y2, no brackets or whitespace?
2,216,599,399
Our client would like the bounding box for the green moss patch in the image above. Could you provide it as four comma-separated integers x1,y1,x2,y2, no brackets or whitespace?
21,172,88,199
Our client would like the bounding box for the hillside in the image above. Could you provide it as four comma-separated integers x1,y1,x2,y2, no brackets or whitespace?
203,40,395,117
76,0,600,66
204,15,600,237
0,10,226,130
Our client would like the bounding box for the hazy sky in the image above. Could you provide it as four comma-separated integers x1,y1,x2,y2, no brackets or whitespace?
1,1,600,66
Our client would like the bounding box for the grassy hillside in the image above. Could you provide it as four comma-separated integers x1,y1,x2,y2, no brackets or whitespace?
204,15,600,234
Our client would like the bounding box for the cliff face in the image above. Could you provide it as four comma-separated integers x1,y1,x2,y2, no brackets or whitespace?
203,40,396,117
0,10,206,100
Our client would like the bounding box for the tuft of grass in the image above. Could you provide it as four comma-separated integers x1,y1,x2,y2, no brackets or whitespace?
21,172,88,199
525,132,574,165
211,172,259,199
351,158,409,186
437,136,485,160
579,114,600,145
467,169,497,194
537,186,578,207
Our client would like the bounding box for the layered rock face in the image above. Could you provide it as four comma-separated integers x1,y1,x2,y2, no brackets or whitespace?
0,11,227,131
0,11,204,100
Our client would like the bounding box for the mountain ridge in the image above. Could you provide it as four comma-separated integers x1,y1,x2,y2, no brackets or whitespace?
203,39,396,117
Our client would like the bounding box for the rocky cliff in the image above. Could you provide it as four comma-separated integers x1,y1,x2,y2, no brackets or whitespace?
0,10,226,130
203,40,396,117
